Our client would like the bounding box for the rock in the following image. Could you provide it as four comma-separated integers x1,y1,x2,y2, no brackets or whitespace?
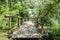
12,21,40,38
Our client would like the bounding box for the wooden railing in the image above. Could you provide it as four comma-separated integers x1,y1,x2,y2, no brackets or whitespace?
4,15,45,34
5,16,41,27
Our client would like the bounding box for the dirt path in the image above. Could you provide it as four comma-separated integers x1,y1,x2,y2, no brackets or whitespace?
0,32,8,40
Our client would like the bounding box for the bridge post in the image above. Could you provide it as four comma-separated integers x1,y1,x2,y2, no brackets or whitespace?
9,17,12,29
18,17,20,27
5,15,12,29
40,16,45,34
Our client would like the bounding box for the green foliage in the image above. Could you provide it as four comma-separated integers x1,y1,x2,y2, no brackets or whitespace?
0,0,60,31
47,25,60,37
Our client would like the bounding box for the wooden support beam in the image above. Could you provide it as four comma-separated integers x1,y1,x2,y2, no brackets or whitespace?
4,15,21,18
6,17,11,29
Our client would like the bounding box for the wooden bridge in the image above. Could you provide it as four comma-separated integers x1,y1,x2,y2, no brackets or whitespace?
4,15,55,40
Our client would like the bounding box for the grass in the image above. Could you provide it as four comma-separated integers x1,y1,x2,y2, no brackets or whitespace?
45,25,60,40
